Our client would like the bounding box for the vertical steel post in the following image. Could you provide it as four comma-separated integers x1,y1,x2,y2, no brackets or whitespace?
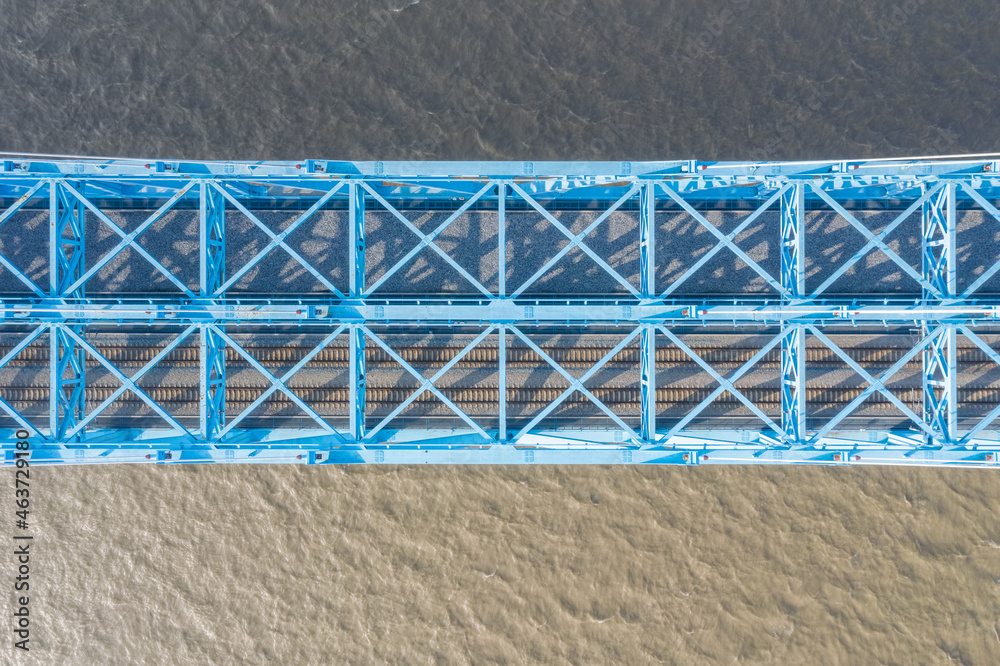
349,181,365,297
780,325,806,442
639,183,656,441
49,180,86,440
640,325,655,442
498,325,507,442
780,183,806,298
495,181,509,443
199,182,227,440
922,182,957,298
349,324,366,441
780,183,806,442
498,181,506,297
349,183,366,440
639,181,655,298
200,182,226,296
922,182,957,442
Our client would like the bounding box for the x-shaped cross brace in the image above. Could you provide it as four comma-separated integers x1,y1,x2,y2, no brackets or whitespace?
958,185,1000,298
60,181,198,297
509,181,641,297
65,325,198,438
0,325,48,436
657,325,788,441
809,182,943,298
217,325,348,437
809,325,942,443
958,326,1000,443
658,182,788,296
209,325,339,438
0,181,48,296
361,325,495,441
509,183,641,297
213,181,347,296
658,326,790,441
659,184,790,298
362,181,495,296
510,326,641,441
58,324,192,436
809,182,944,298
806,326,935,439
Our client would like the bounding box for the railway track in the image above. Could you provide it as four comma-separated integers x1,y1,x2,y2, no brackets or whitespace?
3,386,1000,410
1,343,999,368
4,341,998,421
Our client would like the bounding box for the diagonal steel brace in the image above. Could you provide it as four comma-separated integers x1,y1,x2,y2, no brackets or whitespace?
218,324,348,437
511,183,640,297
362,181,495,296
66,325,198,437
807,325,935,438
658,325,788,440
810,326,943,442
59,325,191,435
664,329,788,439
509,182,641,297
658,182,787,295
809,181,942,298
509,326,641,440
61,180,198,297
210,326,337,435
213,181,347,296
363,326,497,441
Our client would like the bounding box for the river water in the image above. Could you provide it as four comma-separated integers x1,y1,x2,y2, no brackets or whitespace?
3,1,1000,663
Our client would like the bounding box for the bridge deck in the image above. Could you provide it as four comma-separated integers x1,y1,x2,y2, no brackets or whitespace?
2,155,1000,465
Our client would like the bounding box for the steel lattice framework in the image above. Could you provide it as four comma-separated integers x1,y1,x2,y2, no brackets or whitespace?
2,154,1000,466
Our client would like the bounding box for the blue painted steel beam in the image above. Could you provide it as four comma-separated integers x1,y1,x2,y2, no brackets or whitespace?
922,182,958,444
498,324,508,443
780,184,806,444
1,156,1000,466
349,182,366,441
640,325,655,443
199,182,227,441
49,182,86,441
11,427,1000,467
639,183,655,443
5,298,1000,326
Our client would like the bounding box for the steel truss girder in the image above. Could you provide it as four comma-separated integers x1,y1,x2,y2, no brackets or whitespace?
640,325,655,442
1,157,1000,466
199,325,226,441
200,182,226,296
13,434,1000,467
199,184,227,441
781,324,807,443
49,323,85,441
922,183,957,299
639,183,655,442
48,182,85,441
780,184,806,443
6,298,1000,325
349,183,366,440
922,182,958,442
349,324,365,441
923,324,957,441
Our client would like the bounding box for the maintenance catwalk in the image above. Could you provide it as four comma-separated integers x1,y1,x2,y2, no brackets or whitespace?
1,155,1000,466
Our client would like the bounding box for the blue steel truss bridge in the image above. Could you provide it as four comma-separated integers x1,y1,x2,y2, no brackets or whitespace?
2,154,1000,467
